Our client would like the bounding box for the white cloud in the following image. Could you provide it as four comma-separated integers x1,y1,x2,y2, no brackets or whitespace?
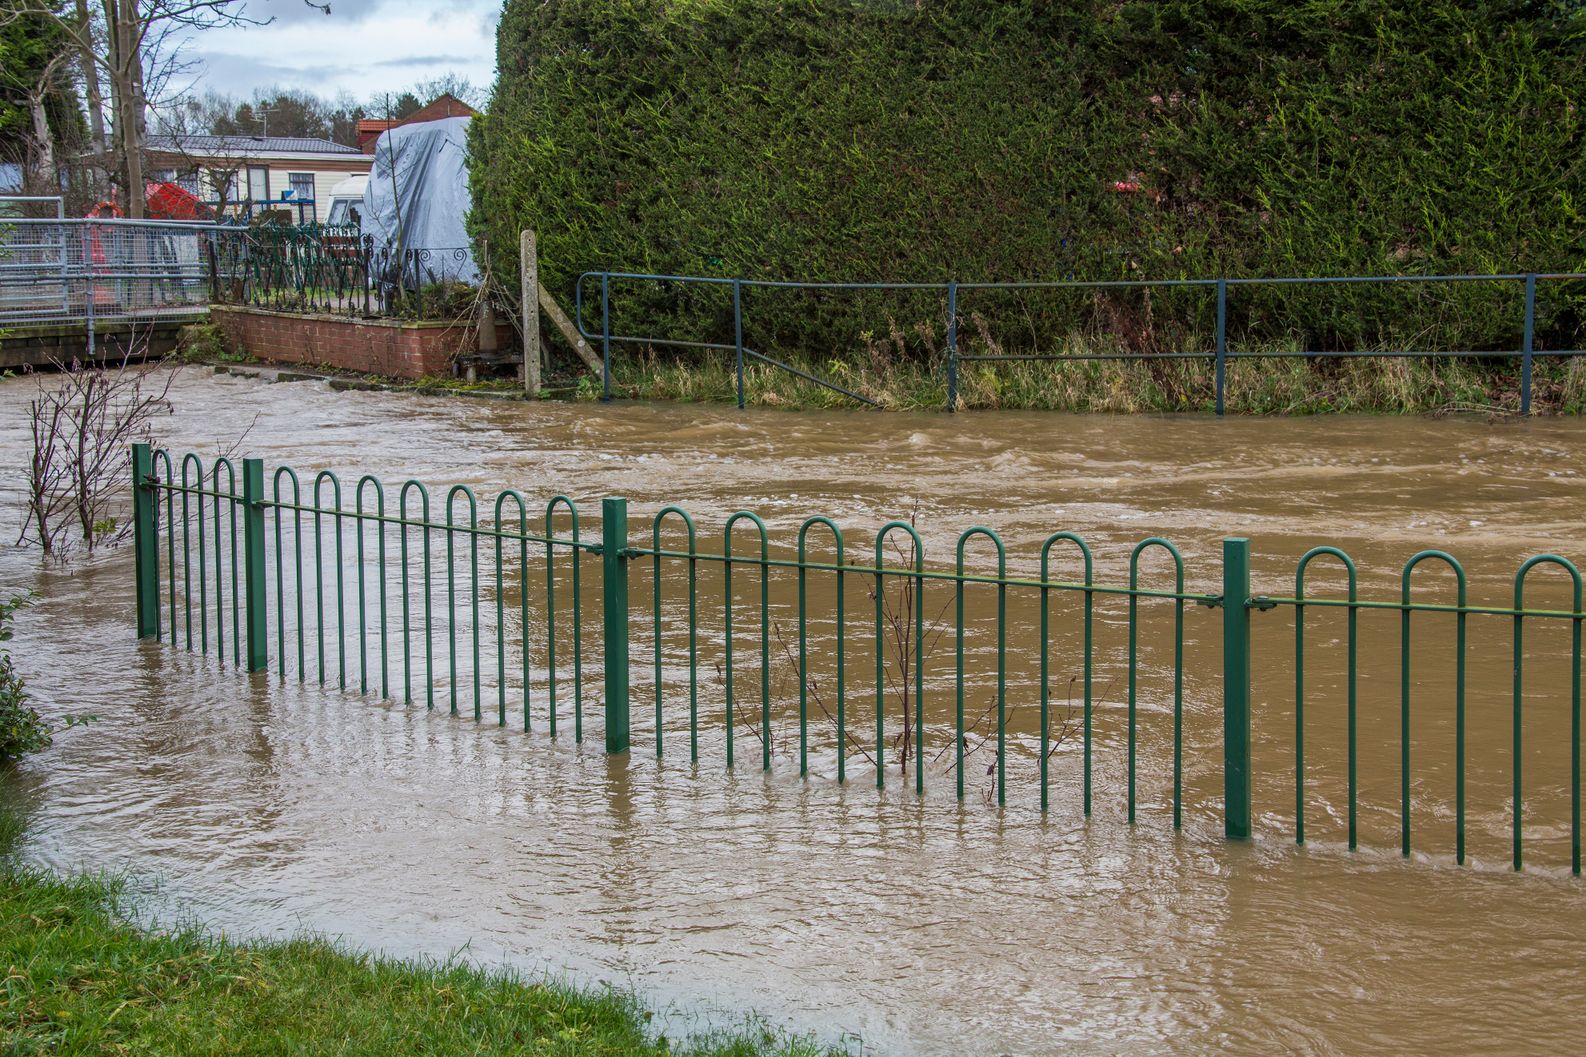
186,0,498,101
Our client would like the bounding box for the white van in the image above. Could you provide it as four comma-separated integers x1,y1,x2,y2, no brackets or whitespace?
324,174,368,227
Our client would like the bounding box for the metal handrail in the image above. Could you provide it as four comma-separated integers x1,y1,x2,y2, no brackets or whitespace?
573,269,1586,414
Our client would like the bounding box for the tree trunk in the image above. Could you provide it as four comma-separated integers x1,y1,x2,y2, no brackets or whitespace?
28,85,58,187
74,0,107,162
101,0,126,207
100,0,146,218
117,1,145,219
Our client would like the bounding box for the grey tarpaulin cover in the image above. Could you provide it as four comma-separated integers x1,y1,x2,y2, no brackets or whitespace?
361,115,478,287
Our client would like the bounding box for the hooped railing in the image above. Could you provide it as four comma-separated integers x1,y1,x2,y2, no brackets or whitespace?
133,443,1586,874
573,270,1586,415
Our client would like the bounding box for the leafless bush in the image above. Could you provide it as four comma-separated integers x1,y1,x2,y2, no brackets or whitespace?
770,500,1085,795
766,500,953,776
937,675,1091,804
19,350,176,557
868,510,954,776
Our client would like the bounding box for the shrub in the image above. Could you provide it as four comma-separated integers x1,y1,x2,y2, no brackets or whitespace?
176,322,232,363
0,594,49,762
397,280,478,320
470,0,1586,363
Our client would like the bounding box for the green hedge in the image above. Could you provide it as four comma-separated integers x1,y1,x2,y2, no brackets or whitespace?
470,0,1586,360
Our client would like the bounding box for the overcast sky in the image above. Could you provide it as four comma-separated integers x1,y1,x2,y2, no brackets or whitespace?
186,0,499,103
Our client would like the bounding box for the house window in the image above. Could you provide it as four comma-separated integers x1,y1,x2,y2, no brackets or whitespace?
208,169,237,204
247,166,270,202
288,172,315,203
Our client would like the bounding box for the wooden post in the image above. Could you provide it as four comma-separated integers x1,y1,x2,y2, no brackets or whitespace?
520,229,541,397
538,284,603,376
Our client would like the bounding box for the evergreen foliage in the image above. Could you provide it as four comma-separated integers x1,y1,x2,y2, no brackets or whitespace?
471,0,1586,361
0,595,49,762
0,5,85,173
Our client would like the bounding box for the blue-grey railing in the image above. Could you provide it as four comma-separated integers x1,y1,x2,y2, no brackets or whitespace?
573,271,1586,415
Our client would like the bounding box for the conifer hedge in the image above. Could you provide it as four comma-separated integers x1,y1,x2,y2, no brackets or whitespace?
470,0,1586,359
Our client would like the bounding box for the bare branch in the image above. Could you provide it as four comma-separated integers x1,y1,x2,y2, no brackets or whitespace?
21,341,179,558
769,620,875,768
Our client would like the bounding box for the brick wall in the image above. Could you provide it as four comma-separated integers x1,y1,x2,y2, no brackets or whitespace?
209,306,511,380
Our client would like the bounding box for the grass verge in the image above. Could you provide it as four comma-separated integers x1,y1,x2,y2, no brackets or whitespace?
604,340,1586,414
0,807,835,1056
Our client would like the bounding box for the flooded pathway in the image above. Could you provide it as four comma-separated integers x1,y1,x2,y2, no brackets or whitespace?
2,369,1584,1055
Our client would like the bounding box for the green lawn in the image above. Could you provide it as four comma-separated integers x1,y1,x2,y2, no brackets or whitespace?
0,811,834,1057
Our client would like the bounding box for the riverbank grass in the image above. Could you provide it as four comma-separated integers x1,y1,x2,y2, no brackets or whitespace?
605,343,1586,414
0,815,829,1056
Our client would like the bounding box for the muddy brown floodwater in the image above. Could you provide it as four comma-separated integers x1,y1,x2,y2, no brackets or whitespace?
3,368,1586,1055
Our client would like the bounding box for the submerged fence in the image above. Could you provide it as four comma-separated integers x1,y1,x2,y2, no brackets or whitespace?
573,270,1586,415
132,444,1586,874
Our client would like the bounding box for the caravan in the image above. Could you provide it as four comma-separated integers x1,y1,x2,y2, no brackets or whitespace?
324,175,368,228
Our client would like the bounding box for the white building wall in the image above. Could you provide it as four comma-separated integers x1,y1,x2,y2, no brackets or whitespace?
265,167,311,219
224,166,371,221
156,160,371,221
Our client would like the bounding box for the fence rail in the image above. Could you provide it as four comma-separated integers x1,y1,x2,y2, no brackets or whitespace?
208,225,477,319
573,270,1586,415
132,444,1585,874
0,217,219,330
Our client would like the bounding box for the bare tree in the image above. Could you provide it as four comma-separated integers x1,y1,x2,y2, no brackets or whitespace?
151,98,257,216
72,0,107,159
408,74,486,108
766,502,953,777
5,1,329,214
871,502,955,775
21,348,177,557
772,502,1084,797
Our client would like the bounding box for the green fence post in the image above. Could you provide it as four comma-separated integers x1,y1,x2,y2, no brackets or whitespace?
1222,537,1253,839
945,281,959,413
1214,279,1228,416
733,279,745,410
1520,273,1536,416
241,458,268,673
602,497,631,753
132,442,159,639
601,273,613,403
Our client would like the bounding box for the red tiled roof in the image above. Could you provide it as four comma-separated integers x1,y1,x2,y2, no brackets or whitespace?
398,95,479,126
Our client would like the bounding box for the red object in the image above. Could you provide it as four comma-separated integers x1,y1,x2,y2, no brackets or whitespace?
145,180,209,220
1111,181,1142,193
77,203,120,308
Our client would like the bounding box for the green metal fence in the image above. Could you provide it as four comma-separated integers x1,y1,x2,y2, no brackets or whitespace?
207,224,478,319
132,444,1585,874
